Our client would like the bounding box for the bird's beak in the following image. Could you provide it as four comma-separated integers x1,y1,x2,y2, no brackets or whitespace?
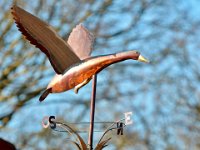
138,55,150,63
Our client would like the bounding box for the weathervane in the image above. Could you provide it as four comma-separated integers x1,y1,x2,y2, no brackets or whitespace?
11,5,149,150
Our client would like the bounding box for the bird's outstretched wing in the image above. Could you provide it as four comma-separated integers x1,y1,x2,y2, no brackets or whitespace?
11,5,81,74
68,24,94,60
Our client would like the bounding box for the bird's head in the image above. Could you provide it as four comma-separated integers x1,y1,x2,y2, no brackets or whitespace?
124,50,149,63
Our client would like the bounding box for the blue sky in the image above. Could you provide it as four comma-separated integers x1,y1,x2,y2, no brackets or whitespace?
1,0,200,149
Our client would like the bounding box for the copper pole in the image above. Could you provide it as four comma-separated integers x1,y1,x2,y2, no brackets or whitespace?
88,74,97,150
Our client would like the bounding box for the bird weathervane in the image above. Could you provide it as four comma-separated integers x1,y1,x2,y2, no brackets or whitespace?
11,5,149,102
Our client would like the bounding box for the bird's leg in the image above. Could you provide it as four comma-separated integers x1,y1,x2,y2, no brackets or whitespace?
74,77,92,94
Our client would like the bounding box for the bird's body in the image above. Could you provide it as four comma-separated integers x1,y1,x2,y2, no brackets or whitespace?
11,5,149,101
48,51,140,93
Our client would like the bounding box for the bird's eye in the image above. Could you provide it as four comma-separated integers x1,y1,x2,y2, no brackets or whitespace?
136,51,139,54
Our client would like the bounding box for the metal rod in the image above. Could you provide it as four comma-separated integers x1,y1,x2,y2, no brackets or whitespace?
88,74,97,150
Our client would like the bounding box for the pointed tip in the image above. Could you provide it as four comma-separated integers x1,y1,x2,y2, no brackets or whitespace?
11,1,18,9
11,4,15,11
12,0,17,6
138,55,150,63
39,96,45,102
39,88,52,102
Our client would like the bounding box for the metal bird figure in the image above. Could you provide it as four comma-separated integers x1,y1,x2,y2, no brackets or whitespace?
11,5,149,102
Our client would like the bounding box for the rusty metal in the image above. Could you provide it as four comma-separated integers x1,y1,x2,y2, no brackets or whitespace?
88,74,97,150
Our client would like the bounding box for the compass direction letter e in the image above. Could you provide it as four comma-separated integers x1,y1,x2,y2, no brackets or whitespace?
124,112,133,125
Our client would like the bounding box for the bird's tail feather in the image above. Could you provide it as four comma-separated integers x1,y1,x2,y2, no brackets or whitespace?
39,88,52,102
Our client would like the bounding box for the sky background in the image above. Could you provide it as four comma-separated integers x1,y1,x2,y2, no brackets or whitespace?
1,0,200,149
